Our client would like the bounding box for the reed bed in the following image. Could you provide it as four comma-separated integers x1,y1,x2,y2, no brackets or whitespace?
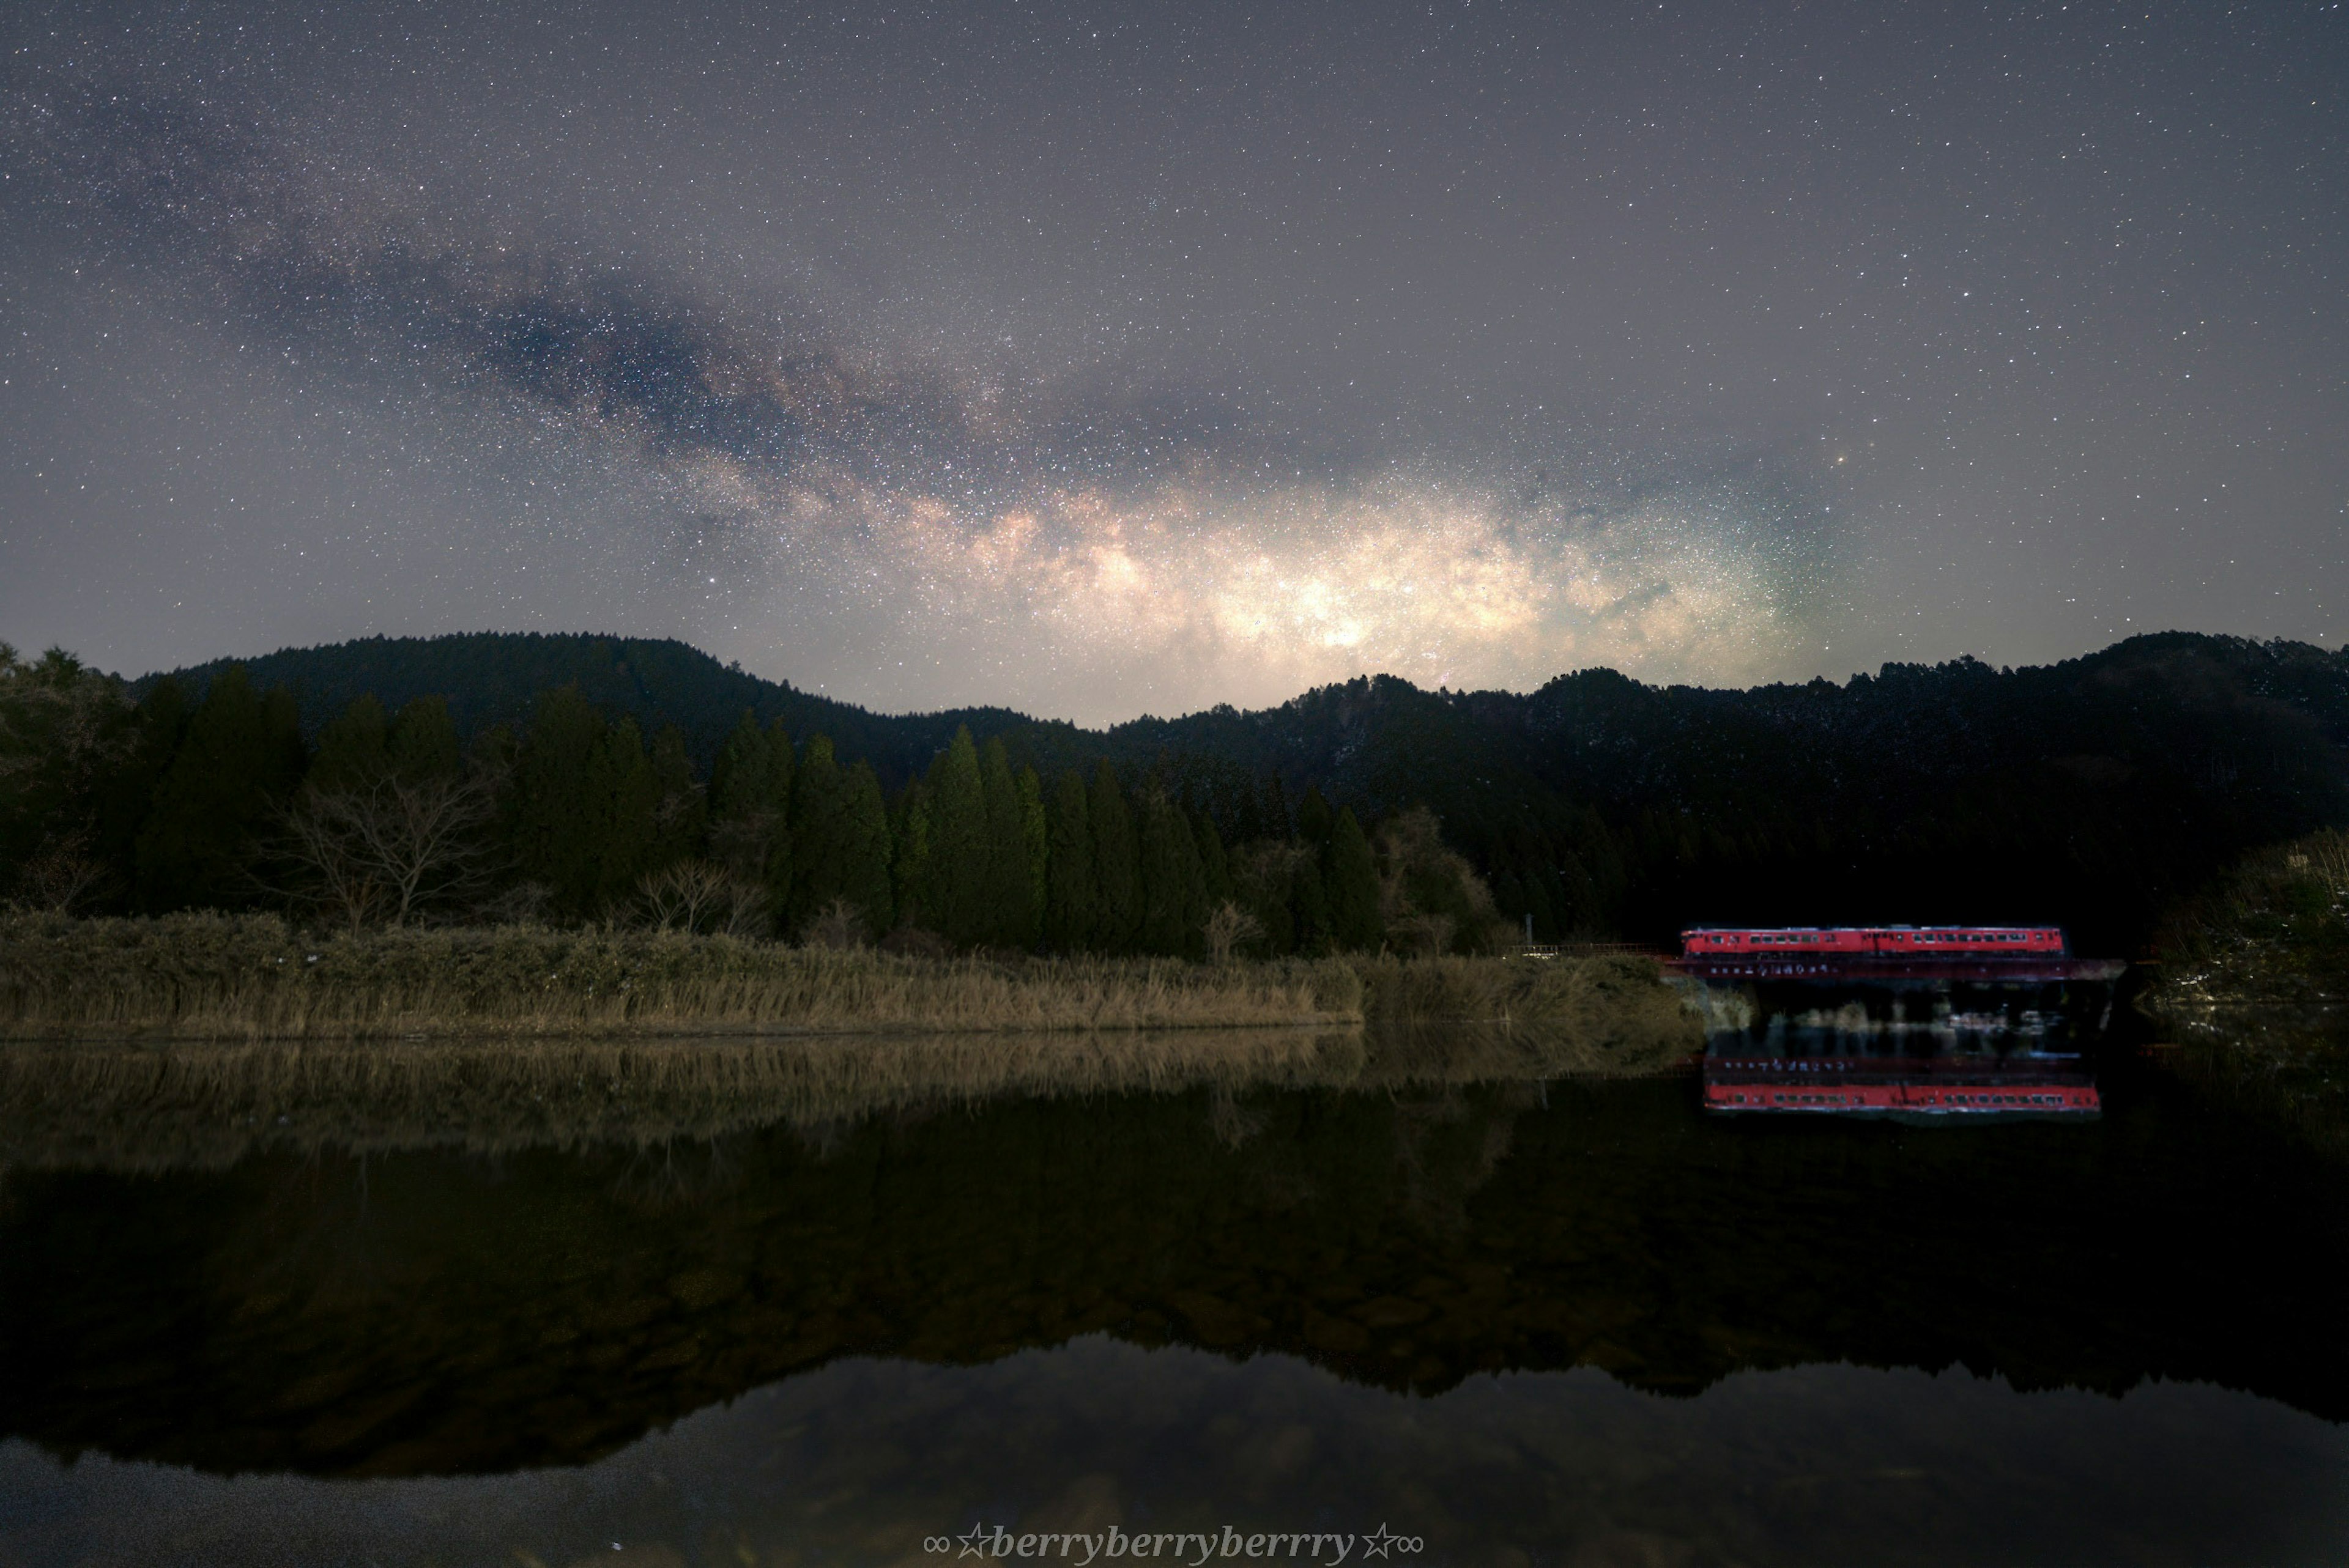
0,914,1696,1041
0,1028,1372,1171
0,1011,1694,1174
0,916,1702,1170
0,913,1362,1039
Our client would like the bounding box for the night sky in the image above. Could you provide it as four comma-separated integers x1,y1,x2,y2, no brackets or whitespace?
2,1,2342,723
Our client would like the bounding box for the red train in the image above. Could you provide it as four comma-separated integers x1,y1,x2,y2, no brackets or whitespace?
1681,926,2066,957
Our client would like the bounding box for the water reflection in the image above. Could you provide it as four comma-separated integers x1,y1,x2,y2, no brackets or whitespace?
1,1017,2344,1564
9,1343,2345,1567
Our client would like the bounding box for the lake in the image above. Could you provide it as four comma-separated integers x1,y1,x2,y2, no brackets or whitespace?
1,1021,2344,1566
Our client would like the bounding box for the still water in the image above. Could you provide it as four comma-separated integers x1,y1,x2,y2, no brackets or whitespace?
2,1029,2345,1566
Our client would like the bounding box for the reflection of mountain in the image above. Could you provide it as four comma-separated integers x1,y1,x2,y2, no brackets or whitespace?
3,1063,2343,1479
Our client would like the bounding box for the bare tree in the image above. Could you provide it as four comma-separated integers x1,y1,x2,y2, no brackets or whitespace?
10,832,109,914
1203,899,1265,964
278,772,501,928
1386,909,1457,959
803,896,869,951
637,859,767,935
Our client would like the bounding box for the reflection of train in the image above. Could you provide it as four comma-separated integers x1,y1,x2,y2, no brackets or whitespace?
1682,926,2066,956
1703,1053,2101,1120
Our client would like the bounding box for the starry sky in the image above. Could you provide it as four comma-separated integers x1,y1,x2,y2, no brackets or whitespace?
1,1,2342,723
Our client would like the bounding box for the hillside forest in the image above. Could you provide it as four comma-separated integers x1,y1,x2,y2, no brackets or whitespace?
4,630,2347,957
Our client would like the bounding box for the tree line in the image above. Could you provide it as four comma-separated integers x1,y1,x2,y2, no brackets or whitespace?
0,647,1506,957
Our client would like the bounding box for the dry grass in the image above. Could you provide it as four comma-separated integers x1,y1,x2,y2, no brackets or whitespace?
2148,826,2349,1009
0,918,1704,1172
0,1011,1696,1174
0,914,1699,1042
0,1028,1371,1171
0,913,1362,1039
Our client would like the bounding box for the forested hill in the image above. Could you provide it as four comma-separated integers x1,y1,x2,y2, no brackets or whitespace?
117,629,2349,952
141,633,1075,789
1121,634,2349,950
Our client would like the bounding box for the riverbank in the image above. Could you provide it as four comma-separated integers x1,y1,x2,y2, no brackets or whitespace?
2138,827,2349,1158
0,1011,1705,1172
0,912,1698,1041
2140,827,2349,1014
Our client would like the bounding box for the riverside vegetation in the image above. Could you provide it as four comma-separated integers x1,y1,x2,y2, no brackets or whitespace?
0,911,1692,1043
2140,827,2349,1158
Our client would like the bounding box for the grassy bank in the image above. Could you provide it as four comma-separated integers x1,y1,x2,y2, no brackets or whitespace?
0,912,1698,1042
2139,827,2349,1160
2143,827,2349,1011
0,1006,1701,1172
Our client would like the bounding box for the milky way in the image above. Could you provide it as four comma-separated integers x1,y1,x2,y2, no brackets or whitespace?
1,2,2340,720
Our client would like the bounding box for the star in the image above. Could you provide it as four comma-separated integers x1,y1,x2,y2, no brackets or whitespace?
959,1523,993,1559
1360,1525,1401,1560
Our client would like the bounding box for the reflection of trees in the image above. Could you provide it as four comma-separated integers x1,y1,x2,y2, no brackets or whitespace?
5,1067,2343,1479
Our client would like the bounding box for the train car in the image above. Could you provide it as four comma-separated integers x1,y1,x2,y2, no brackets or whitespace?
1680,926,2066,958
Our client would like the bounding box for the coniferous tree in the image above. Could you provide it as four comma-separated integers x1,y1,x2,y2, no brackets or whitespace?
133,667,305,911
787,734,853,933
1042,769,1094,952
511,687,658,916
587,714,660,910
307,696,392,793
1324,805,1383,951
510,686,607,912
1261,773,1293,843
91,676,191,900
1089,760,1140,953
387,697,463,781
1197,812,1233,906
840,761,895,939
1137,788,1209,957
1294,786,1335,849
1289,851,1329,953
647,723,706,870
1018,766,1048,937
925,727,989,945
707,711,792,911
980,738,1036,948
890,783,932,933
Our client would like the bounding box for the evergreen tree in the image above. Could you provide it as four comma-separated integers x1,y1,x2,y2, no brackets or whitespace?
587,714,661,909
92,676,191,900
1041,769,1094,952
1295,786,1335,849
981,738,1036,948
647,723,707,870
707,711,770,824
1018,766,1048,936
890,784,932,933
306,695,391,793
133,667,305,911
1197,811,1233,906
787,734,853,933
1261,773,1293,843
1324,805,1383,951
925,727,989,945
840,761,895,939
1289,851,1329,953
1089,760,1141,953
510,687,606,912
511,687,657,916
707,711,792,921
387,697,462,781
1137,788,1209,957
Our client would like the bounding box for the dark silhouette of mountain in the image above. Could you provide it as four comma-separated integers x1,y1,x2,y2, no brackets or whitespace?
132,630,2349,952
139,632,1077,788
